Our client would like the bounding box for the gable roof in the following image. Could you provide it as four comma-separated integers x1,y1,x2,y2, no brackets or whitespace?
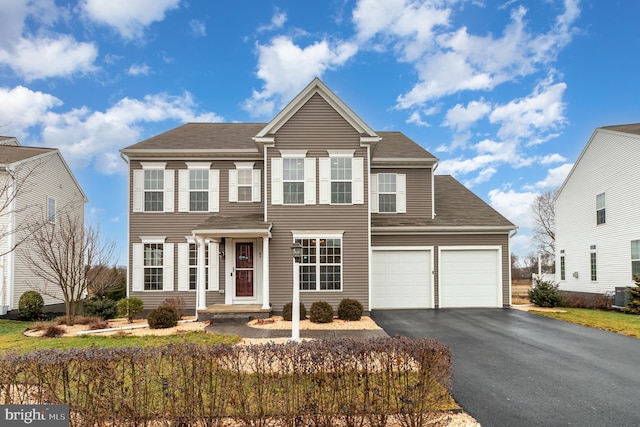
0,145,57,165
373,175,515,231
556,123,640,201
254,78,380,144
373,131,437,163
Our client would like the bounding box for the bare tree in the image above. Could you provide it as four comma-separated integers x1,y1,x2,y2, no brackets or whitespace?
22,210,116,325
88,265,126,298
531,189,557,260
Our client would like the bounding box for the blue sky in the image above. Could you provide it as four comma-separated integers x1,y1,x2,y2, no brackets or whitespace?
1,0,639,265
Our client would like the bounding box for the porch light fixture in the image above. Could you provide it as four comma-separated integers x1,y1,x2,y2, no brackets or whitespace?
289,242,303,343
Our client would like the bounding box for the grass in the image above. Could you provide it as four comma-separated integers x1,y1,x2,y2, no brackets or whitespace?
511,278,531,305
0,319,240,353
530,308,640,339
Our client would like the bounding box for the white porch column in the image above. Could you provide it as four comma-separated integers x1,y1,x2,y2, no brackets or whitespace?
262,237,270,309
196,236,207,310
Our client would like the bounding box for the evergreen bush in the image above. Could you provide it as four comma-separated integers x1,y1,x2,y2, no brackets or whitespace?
528,277,565,308
624,276,640,314
282,302,307,321
147,306,179,329
18,291,44,321
83,296,118,320
309,301,334,323
117,297,144,323
338,298,363,321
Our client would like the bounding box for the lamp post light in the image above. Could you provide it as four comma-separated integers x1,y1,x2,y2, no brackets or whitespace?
290,242,302,343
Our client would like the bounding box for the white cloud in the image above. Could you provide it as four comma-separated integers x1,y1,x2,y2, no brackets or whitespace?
243,36,357,117
406,111,430,127
258,11,287,32
488,188,538,228
189,19,206,38
0,86,222,175
540,153,566,164
80,0,180,40
127,63,151,76
532,163,573,189
444,99,491,132
0,1,98,80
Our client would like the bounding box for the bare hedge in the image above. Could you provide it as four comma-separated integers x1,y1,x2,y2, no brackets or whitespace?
0,337,452,426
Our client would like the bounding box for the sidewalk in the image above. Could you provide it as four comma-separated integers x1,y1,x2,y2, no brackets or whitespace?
205,322,389,340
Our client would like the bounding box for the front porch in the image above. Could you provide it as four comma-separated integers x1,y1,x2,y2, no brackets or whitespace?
198,304,272,323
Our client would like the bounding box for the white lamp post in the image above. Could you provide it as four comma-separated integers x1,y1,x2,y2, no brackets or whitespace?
289,242,302,343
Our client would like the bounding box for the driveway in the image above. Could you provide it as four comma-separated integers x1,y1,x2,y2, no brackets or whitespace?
371,308,640,427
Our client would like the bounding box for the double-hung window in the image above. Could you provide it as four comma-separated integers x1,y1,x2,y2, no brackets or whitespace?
271,151,316,205
632,240,640,279
296,235,342,291
133,163,174,213
229,162,260,203
560,250,566,281
47,196,56,223
378,173,396,212
371,173,406,213
590,245,597,281
283,158,305,204
144,243,163,290
188,243,209,290
596,193,606,225
178,163,219,213
331,157,352,204
319,151,363,205
189,169,208,211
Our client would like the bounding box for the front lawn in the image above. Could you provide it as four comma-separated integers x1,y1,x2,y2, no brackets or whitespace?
0,319,239,353
530,308,640,339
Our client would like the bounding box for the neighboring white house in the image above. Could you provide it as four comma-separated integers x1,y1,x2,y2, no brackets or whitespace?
0,137,87,315
555,124,640,295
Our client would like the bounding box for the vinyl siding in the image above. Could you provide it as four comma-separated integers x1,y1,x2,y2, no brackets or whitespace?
266,93,370,311
555,129,640,293
371,167,431,219
128,159,259,308
372,233,511,307
10,153,85,309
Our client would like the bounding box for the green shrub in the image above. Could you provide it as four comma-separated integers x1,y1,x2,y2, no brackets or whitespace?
338,298,363,321
528,277,565,308
117,297,144,323
83,296,118,320
159,297,185,319
18,291,44,321
282,302,307,321
624,276,640,315
309,301,334,323
148,306,179,329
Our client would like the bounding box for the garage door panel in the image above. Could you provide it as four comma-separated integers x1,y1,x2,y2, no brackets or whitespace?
440,249,501,308
372,250,431,309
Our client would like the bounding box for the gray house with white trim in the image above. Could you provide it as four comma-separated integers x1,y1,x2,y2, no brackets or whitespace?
120,79,515,314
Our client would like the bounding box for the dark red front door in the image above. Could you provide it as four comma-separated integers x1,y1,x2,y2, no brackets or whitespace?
235,242,254,297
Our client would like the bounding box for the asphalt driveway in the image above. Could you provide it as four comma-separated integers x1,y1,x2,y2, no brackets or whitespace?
371,308,640,427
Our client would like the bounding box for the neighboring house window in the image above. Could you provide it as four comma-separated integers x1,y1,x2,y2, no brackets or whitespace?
133,163,174,213
596,193,606,225
284,158,305,204
632,240,640,279
229,162,260,203
560,250,566,281
144,243,163,290
590,245,597,281
319,151,363,205
188,243,209,290
296,235,342,291
47,197,56,223
189,169,208,211
271,152,316,205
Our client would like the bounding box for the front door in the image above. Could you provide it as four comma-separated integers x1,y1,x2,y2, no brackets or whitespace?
235,242,254,297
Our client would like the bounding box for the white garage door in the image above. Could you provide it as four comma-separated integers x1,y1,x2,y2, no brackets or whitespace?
371,250,431,309
440,249,501,308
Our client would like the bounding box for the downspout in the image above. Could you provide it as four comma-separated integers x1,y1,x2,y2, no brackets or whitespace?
366,144,372,312
119,152,131,300
431,161,438,219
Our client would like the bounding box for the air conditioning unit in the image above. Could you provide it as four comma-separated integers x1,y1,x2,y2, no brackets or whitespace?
614,287,630,307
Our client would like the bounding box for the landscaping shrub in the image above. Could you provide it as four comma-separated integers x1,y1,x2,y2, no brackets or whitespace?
562,291,612,310
117,297,144,323
282,302,307,321
83,296,118,320
148,306,179,329
0,337,453,425
56,315,103,326
159,297,185,319
309,301,334,323
18,290,44,321
624,276,640,314
528,277,565,308
41,324,65,338
338,298,363,321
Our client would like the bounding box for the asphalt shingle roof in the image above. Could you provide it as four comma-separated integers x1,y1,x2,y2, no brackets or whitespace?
600,123,640,136
0,145,56,165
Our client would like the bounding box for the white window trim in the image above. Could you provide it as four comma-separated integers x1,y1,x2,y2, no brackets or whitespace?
47,196,56,224
596,192,605,225
229,162,260,203
371,173,406,214
133,162,174,213
319,152,363,205
273,152,316,206
178,163,219,213
292,232,344,292
132,236,173,292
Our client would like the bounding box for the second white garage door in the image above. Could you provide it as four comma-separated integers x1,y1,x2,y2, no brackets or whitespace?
439,248,502,308
371,249,432,309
